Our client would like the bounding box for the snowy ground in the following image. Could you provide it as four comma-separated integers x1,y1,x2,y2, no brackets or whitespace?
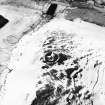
0,4,42,77
1,18,105,105
0,4,42,105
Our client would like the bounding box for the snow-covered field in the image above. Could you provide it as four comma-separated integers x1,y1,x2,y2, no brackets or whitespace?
0,4,42,105
0,4,41,65
1,18,105,105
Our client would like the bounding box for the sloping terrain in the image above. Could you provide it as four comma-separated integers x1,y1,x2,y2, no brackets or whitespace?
0,3,41,69
0,0,105,105
0,3,42,102
1,18,105,105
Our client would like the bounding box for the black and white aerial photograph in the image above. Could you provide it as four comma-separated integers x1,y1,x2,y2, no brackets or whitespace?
0,0,105,105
